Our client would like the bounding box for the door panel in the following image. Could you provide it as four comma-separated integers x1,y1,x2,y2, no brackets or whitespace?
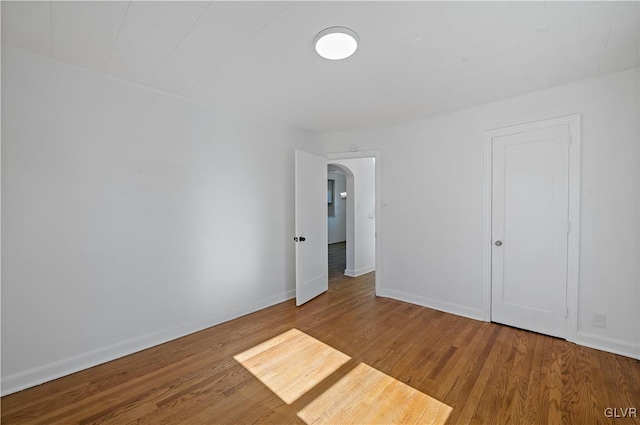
491,125,569,338
295,150,328,306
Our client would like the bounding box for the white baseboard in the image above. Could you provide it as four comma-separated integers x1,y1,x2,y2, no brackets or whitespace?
344,265,375,277
1,289,296,396
6,286,636,396
379,289,639,360
571,331,640,360
378,288,484,321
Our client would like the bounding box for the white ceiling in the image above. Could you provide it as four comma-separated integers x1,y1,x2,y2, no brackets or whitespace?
2,1,639,133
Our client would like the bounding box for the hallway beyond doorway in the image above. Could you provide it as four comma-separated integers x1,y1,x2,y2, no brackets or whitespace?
328,242,346,283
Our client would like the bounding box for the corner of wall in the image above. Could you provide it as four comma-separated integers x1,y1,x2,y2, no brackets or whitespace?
344,265,375,277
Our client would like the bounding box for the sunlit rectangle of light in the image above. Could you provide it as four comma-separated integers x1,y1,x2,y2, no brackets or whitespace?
233,328,350,405
297,362,453,425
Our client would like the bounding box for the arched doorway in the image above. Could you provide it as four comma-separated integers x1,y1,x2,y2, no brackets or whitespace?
327,158,376,281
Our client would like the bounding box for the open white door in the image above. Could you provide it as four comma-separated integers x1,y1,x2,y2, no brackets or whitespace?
295,150,328,306
491,125,570,338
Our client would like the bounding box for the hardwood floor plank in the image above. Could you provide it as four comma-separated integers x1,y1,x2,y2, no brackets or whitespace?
523,333,546,425
544,339,564,425
454,327,506,424
469,330,515,424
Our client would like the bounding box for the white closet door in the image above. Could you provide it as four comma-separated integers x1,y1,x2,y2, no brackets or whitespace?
491,125,570,338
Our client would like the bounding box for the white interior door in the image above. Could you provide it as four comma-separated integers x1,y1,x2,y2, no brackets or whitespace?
491,125,570,338
295,150,328,306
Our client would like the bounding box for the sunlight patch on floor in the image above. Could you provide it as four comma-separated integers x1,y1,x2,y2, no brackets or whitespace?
233,328,351,404
235,328,452,424
297,362,452,425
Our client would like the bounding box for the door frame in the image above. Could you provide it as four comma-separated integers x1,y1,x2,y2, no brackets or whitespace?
326,151,382,296
482,114,581,341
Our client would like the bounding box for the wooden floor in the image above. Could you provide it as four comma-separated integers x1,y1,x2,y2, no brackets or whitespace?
3,243,639,424
328,241,347,283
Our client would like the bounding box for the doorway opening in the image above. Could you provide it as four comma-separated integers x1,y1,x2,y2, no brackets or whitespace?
327,164,350,283
327,157,376,286
293,149,381,306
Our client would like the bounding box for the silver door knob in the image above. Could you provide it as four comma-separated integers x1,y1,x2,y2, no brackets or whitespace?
495,240,502,246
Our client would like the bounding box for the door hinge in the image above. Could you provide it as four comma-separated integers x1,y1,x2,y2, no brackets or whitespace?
565,306,569,318
566,221,571,234
567,134,572,146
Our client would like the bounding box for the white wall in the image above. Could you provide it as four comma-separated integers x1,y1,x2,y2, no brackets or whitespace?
327,171,346,244
1,46,313,394
330,158,376,276
318,68,640,359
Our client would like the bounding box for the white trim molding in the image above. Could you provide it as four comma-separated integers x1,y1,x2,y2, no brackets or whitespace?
344,265,375,277
482,114,581,342
378,288,484,322
574,332,640,361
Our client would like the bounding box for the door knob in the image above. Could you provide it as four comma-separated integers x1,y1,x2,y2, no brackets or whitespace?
495,240,502,246
299,236,306,242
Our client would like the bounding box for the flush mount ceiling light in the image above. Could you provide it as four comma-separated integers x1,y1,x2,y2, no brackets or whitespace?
314,26,359,60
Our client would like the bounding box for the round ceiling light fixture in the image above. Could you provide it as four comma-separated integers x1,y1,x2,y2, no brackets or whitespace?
314,26,359,60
